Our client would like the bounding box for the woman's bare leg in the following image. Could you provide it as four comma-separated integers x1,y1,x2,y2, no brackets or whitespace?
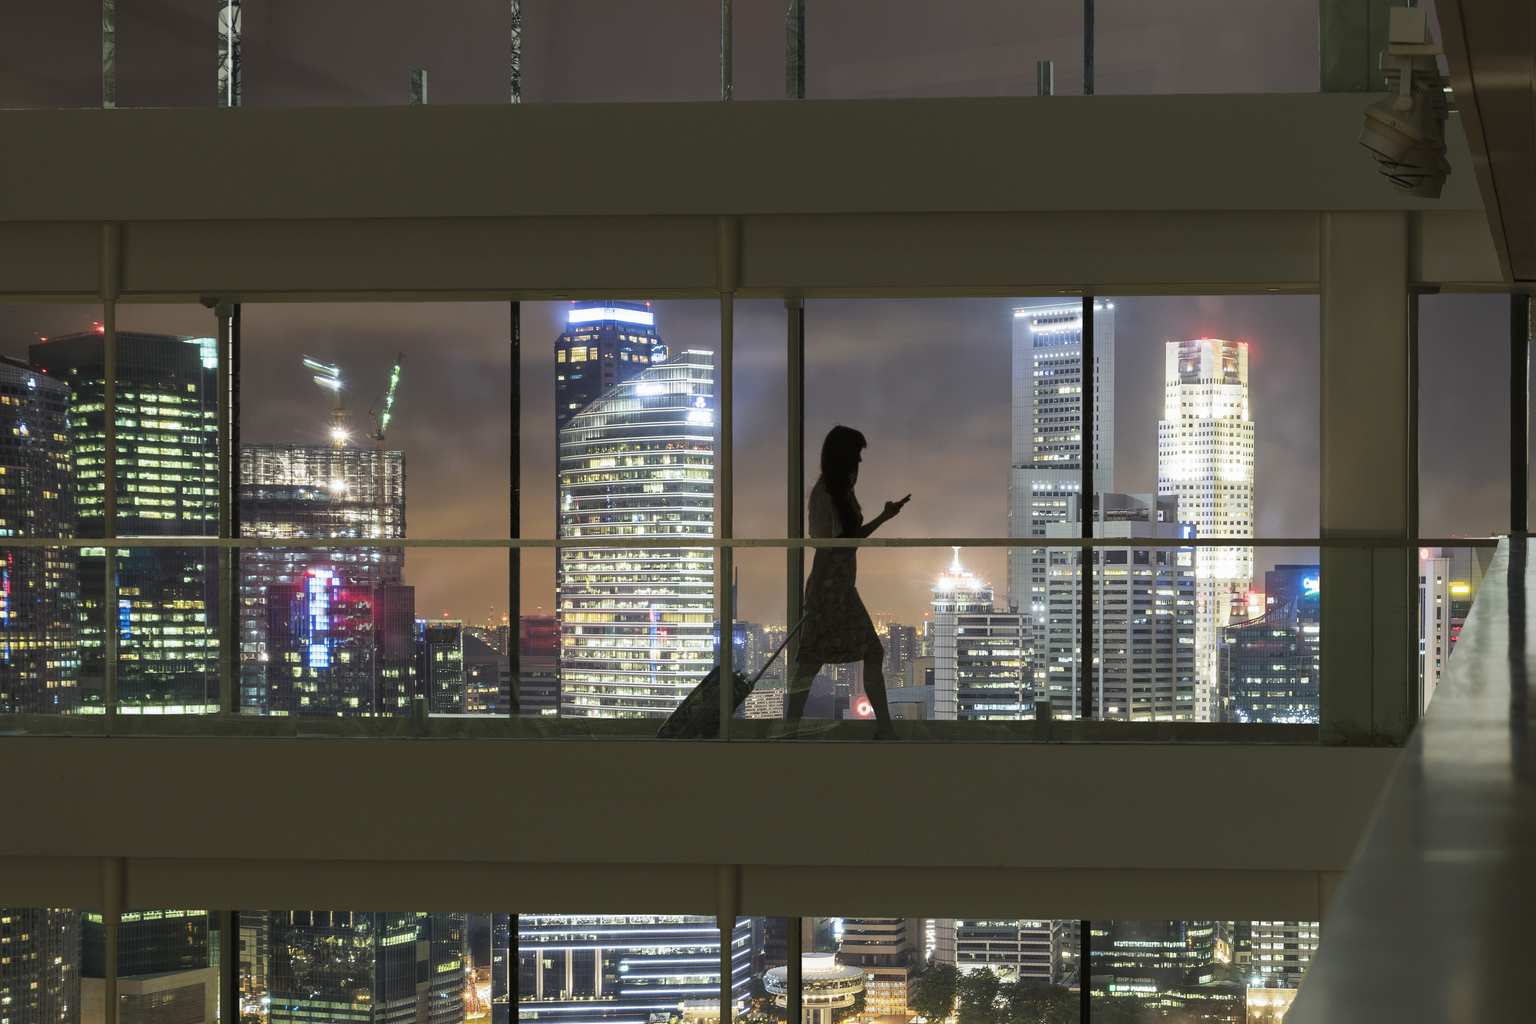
864,653,898,739
785,661,822,729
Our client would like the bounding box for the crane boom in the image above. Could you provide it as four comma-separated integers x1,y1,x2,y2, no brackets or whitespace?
367,353,404,539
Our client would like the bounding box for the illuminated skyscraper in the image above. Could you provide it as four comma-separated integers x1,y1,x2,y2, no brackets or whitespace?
1008,301,1115,708
31,331,220,712
1157,339,1255,721
1044,494,1197,720
556,350,715,718
518,916,754,1024
554,301,668,432
416,617,465,714
0,356,78,714
238,444,406,714
930,551,1001,722
518,614,558,716
82,910,215,1024
0,908,79,1024
1219,564,1319,724
266,912,465,1024
264,569,416,716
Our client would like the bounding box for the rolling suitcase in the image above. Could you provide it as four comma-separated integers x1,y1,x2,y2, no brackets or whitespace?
655,615,807,739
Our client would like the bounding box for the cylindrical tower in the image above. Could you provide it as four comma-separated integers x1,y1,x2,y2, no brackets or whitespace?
764,953,865,1024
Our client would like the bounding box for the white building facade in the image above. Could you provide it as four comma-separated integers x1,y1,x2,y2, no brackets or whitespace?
1156,340,1255,722
930,550,995,721
1008,301,1115,713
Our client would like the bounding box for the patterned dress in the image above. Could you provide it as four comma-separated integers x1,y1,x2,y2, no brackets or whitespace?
797,477,883,666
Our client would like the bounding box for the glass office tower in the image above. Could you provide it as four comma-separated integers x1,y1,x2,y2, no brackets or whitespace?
239,443,406,714
265,570,417,716
1043,494,1197,720
1008,301,1115,713
556,350,715,718
554,301,668,433
0,356,78,714
0,908,79,1024
82,909,215,1024
930,553,997,721
1157,339,1256,721
31,331,219,712
517,915,754,1024
1220,565,1319,724
266,912,465,1024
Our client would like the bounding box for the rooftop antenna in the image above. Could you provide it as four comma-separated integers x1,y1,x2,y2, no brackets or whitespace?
303,357,348,447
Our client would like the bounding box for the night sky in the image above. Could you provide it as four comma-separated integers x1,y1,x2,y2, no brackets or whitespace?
0,1,1513,627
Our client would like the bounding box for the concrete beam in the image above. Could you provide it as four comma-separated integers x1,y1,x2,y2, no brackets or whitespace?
0,95,1485,224
0,737,1396,917
0,209,1502,304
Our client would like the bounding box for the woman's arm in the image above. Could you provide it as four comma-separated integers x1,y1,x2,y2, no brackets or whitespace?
858,494,911,538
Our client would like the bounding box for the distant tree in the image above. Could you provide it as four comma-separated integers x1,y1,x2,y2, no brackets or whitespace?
748,972,779,1022
1087,993,1152,1024
911,962,959,1024
1001,980,1076,1024
955,969,1002,1024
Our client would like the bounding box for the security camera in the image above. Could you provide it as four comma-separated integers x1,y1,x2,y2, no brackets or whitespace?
1359,7,1451,199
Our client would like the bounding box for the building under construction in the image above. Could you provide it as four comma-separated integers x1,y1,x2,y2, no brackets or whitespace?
238,443,406,714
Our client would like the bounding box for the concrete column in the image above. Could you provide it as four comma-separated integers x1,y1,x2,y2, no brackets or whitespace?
1320,211,1414,745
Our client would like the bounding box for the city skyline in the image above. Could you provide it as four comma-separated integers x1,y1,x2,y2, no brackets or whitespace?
0,294,1517,630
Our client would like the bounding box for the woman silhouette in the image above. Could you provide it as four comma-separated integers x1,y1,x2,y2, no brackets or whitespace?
786,425,910,739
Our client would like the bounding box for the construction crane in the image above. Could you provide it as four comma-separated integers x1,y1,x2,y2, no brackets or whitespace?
367,354,404,539
303,356,349,447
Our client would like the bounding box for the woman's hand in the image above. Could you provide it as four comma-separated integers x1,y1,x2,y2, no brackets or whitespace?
860,495,911,538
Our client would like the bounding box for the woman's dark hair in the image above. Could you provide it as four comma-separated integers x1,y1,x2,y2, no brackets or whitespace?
820,425,867,537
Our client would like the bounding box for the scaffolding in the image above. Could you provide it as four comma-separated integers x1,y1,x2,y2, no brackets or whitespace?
237,444,407,714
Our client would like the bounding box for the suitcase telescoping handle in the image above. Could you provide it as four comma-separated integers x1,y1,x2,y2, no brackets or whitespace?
746,613,810,688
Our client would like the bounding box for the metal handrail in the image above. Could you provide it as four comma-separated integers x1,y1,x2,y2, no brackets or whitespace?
0,535,1502,548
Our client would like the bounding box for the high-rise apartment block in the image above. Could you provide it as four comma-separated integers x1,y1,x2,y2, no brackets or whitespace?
0,356,78,714
1008,302,1115,712
32,331,220,712
1042,494,1197,719
882,623,917,683
239,444,406,714
1157,339,1255,721
556,350,715,718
